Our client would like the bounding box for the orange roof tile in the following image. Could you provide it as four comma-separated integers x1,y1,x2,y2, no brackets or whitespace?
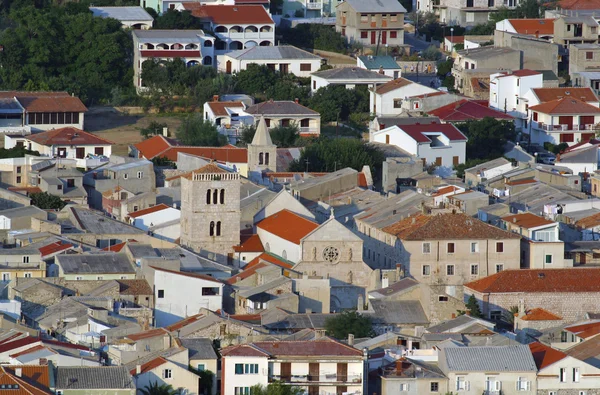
465,268,600,293
134,135,176,159
521,308,562,321
559,0,600,10
27,127,114,146
529,96,600,115
506,178,537,186
183,4,274,24
507,19,555,35
564,321,600,338
358,172,368,188
127,328,168,341
511,69,543,77
128,203,172,218
165,313,204,332
206,101,244,116
227,252,293,285
233,234,264,253
38,241,73,258
382,214,432,239
0,365,52,394
374,78,414,94
531,87,598,103
431,186,460,197
102,241,129,252
256,209,319,244
529,342,567,369
0,91,87,113
130,357,168,375
575,212,600,229
501,212,555,229
445,35,464,43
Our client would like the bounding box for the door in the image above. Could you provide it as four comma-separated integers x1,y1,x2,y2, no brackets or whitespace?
582,132,595,141
337,363,348,382
435,157,442,166
385,134,390,144
76,147,85,159
581,115,595,129
309,363,319,381
371,31,376,45
226,60,232,74
558,115,573,130
58,148,67,158
308,387,319,395
336,387,347,395
280,64,289,74
560,133,574,143
382,31,387,44
280,362,291,381
581,252,587,265
453,156,459,166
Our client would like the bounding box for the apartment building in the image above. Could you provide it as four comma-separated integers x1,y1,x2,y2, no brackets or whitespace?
336,0,406,47
434,0,519,27
553,15,599,47
452,47,521,95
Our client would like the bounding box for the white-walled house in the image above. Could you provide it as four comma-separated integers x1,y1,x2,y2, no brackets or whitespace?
370,78,439,116
221,339,365,395
489,69,544,129
245,100,321,137
219,46,322,77
132,356,201,395
370,123,467,167
4,127,113,169
153,267,224,327
203,100,253,129
129,203,181,243
356,55,401,79
310,67,392,93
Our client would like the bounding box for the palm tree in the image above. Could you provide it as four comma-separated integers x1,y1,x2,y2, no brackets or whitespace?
139,381,180,395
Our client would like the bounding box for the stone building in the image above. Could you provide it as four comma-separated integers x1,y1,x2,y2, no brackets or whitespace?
247,116,276,183
180,163,241,264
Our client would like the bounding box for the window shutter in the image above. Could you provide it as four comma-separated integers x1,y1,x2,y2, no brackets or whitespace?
466,381,470,390
406,384,409,391
526,381,531,391
495,381,501,391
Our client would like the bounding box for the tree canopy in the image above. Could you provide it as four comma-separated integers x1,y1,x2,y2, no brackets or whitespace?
456,117,516,160
139,382,180,395
309,85,369,123
251,382,303,395
0,146,39,159
234,64,310,103
324,310,375,339
279,24,346,53
30,192,67,210
176,115,228,147
149,9,203,29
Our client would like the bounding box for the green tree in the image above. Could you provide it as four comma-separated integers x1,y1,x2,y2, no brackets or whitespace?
30,192,67,210
140,121,168,139
324,310,375,339
421,45,442,61
195,369,215,395
279,24,346,53
238,124,257,147
504,305,519,324
251,382,303,395
139,382,180,395
270,125,301,148
437,59,453,78
176,115,228,147
466,21,495,35
234,64,279,96
457,117,516,160
309,85,369,123
0,146,39,159
465,295,482,318
153,9,202,29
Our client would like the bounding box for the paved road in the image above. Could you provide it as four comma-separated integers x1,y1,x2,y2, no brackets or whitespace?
402,73,440,88
403,32,435,52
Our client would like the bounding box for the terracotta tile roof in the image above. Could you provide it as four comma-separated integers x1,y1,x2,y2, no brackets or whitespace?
183,4,274,24
529,97,600,115
465,268,600,293
38,241,73,258
0,337,40,354
564,321,600,339
127,328,169,341
256,209,319,244
150,266,223,283
130,357,168,375
206,101,244,116
8,187,42,194
445,35,464,43
520,308,562,321
264,172,327,179
233,234,264,253
428,99,513,122
559,0,600,10
9,344,50,358
506,178,537,186
128,203,171,218
134,135,177,159
0,365,52,395
529,342,567,369
116,279,152,295
470,77,489,92
501,212,555,229
566,333,600,362
358,172,368,188
575,212,600,229
0,91,87,113
374,78,414,94
141,50,200,58
26,127,113,146
102,241,128,252
165,313,204,332
386,213,519,241
432,186,461,197
188,162,229,175
167,146,248,163
531,87,598,103
227,252,293,285
396,123,468,143
507,18,555,35
409,91,447,99
511,69,543,77
222,338,363,357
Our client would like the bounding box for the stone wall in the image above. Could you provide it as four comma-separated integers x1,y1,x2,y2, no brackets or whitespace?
0,188,30,210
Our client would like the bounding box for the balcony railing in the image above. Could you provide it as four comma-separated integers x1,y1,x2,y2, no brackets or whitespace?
306,2,322,9
535,123,600,132
270,374,362,384
299,127,319,135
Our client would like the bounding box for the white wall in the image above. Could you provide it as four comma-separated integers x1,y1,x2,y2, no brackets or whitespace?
311,75,331,92
152,222,181,243
154,270,224,327
537,355,600,391
219,56,321,78
135,360,201,395
370,83,438,116
496,19,517,33
256,227,301,263
223,356,269,395
371,126,418,155
132,207,181,231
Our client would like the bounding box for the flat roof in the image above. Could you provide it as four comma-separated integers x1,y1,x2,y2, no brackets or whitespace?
90,6,154,21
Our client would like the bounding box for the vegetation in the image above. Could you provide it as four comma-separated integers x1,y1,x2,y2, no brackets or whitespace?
176,115,228,146
139,382,180,395
0,3,134,105
151,156,176,168
289,138,384,180
238,124,305,148
504,305,519,324
437,59,455,91
309,85,369,123
192,369,215,395
234,64,310,103
140,121,168,139
279,24,346,54
147,9,202,29
544,142,569,155
457,295,483,318
0,146,39,159
30,192,67,210
456,117,517,160
465,22,495,36
251,382,303,395
454,158,489,179
324,310,375,339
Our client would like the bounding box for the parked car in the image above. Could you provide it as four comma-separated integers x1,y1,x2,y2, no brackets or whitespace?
536,152,556,165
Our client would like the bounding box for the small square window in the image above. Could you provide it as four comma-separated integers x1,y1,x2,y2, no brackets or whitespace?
446,265,455,276
123,174,128,180
496,264,504,273
158,290,165,298
422,265,431,276
496,242,504,253
470,242,478,253
438,296,448,302
431,382,439,392
447,242,455,253
545,254,552,264
422,242,431,254
470,264,479,275
163,369,172,379
587,51,594,60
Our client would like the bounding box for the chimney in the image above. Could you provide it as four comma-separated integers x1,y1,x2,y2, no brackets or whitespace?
294,98,299,104
348,333,355,346
213,95,219,102
136,365,142,375
15,368,21,377
162,127,168,137
305,308,312,314
315,329,326,338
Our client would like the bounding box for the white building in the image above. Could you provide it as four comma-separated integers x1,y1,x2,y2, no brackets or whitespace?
496,18,555,40
369,78,439,117
370,123,467,167
132,356,201,395
4,127,113,169
183,4,275,56
219,46,322,77
356,55,401,79
90,6,154,29
132,29,215,91
310,67,392,93
489,69,544,129
129,203,181,243
153,267,224,327
221,338,366,395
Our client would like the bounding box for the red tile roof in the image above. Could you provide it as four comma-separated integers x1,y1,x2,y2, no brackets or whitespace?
0,365,52,395
227,252,293,285
26,127,114,146
9,344,49,358
520,308,562,321
38,241,73,258
396,123,468,143
511,69,543,77
559,0,600,10
233,234,264,253
128,203,171,218
183,4,274,24
428,99,513,122
465,268,600,293
116,279,153,296
0,337,40,354
506,178,537,186
150,266,223,283
529,342,567,370
445,35,464,43
8,186,42,194
501,212,555,229
374,78,414,94
134,135,176,159
529,97,600,115
507,19,555,35
102,241,128,252
130,357,169,375
531,87,598,103
165,313,204,332
127,328,169,341
134,135,249,162
222,338,363,357
564,321,600,339
432,186,461,197
575,212,600,229
206,101,245,117
256,209,319,244
141,50,201,58
0,91,87,113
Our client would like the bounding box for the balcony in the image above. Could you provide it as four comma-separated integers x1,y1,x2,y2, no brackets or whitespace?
270,374,362,384
306,1,322,9
299,127,319,135
535,123,600,132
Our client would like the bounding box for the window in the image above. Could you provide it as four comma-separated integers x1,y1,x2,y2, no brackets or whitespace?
76,276,83,280
137,171,143,178
235,388,251,395
243,364,258,374
430,382,439,392
422,265,431,276
220,189,225,204
490,310,502,320
95,147,104,155
23,256,29,263
390,14,398,21
561,331,568,342
97,276,104,280
422,242,431,254
2,273,9,281
399,383,409,391
496,242,504,252
197,364,205,371
202,287,219,296
470,264,479,275
390,31,397,38
485,378,501,392
163,369,172,379
360,31,368,39
16,166,21,174
560,368,567,382
573,367,580,382
123,173,128,180
496,264,504,273
446,265,455,276
580,392,587,395
438,296,448,302
24,273,31,278
456,377,468,391
360,14,368,23
393,99,402,108
300,63,312,71
235,364,244,374
158,290,165,298
548,392,557,395
470,242,478,253
447,243,455,253
16,176,21,184
57,185,62,190
517,377,530,391
545,254,552,264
